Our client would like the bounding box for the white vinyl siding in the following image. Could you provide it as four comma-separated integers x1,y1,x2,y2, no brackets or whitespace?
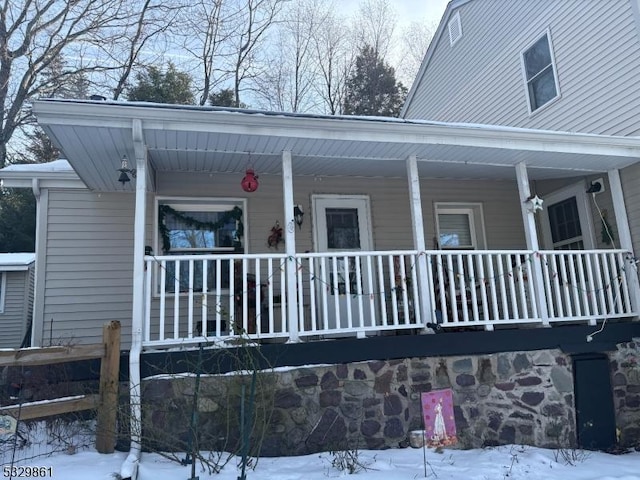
404,0,640,136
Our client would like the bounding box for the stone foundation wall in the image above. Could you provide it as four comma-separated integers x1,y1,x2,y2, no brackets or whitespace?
142,348,577,455
610,338,640,446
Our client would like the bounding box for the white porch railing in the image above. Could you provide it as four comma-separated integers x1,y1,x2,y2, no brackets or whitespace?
142,249,638,348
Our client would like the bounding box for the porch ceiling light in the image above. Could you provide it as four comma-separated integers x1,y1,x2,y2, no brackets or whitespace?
117,155,136,186
526,194,544,213
294,204,304,229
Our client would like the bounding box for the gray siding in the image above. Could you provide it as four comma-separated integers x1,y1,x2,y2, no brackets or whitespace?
40,189,135,346
156,172,526,254
405,0,640,136
0,269,31,348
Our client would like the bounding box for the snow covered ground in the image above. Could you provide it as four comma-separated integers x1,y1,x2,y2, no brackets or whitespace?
15,444,640,480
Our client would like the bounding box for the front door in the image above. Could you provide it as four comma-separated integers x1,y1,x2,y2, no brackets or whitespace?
541,182,595,250
312,195,373,333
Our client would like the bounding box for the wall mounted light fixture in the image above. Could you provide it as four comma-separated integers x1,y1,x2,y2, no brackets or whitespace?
586,178,604,194
293,204,304,229
117,155,136,185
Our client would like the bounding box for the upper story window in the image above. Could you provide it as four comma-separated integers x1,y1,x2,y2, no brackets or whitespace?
448,11,463,46
521,30,560,113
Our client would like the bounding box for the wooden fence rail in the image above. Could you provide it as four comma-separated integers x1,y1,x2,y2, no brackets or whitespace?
0,321,121,454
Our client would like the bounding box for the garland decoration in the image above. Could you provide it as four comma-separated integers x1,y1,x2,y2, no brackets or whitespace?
158,205,244,252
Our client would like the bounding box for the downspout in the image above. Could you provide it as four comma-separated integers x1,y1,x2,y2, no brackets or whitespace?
31,178,40,199
121,120,147,480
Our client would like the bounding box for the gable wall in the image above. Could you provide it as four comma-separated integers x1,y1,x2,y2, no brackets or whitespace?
405,0,640,136
39,189,135,346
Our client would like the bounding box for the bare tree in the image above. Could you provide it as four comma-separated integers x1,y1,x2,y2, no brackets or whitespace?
227,0,286,108
310,7,354,115
253,0,321,112
0,0,163,166
397,20,435,89
109,1,183,100
178,0,236,106
353,0,397,58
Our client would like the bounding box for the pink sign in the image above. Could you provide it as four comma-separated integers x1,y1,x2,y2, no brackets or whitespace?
421,389,457,447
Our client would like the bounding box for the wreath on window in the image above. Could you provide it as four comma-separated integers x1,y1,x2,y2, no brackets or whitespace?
158,205,244,253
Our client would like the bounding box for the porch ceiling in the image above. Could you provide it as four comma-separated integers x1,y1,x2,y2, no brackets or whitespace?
32,99,640,192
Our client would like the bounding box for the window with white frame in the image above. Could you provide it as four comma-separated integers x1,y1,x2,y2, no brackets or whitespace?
157,199,245,292
521,30,560,112
0,272,5,313
435,203,485,250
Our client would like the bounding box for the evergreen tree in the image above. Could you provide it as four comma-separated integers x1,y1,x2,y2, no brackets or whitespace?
127,62,194,104
0,131,57,252
0,186,36,253
343,45,407,117
209,88,247,108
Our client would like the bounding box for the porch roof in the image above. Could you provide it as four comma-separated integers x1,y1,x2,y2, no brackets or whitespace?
28,98,640,192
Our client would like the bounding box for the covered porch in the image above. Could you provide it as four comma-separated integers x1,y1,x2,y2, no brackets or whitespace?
31,100,640,350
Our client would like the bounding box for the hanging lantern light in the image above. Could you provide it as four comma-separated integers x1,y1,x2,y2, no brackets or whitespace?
241,168,259,192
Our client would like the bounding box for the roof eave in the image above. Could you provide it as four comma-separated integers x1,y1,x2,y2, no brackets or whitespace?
31,100,640,160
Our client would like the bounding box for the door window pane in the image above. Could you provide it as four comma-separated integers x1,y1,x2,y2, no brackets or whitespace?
548,197,582,244
326,208,360,249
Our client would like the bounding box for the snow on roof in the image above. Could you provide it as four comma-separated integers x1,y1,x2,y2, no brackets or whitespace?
35,98,613,139
0,159,73,173
0,253,35,270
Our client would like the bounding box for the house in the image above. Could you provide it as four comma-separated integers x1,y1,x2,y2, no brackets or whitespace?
402,0,640,255
398,0,640,456
0,253,35,348
3,97,640,472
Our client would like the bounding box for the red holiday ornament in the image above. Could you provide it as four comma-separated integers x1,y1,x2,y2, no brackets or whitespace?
241,168,259,192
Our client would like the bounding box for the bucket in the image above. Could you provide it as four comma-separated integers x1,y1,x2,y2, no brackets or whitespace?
409,430,426,448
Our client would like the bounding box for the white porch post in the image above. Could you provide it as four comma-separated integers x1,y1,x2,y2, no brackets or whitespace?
406,155,432,330
608,169,640,314
282,151,300,342
515,162,550,326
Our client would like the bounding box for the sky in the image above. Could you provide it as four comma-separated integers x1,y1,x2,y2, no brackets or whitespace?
342,0,450,30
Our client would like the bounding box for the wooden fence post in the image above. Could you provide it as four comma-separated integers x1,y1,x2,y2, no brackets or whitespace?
96,321,121,454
